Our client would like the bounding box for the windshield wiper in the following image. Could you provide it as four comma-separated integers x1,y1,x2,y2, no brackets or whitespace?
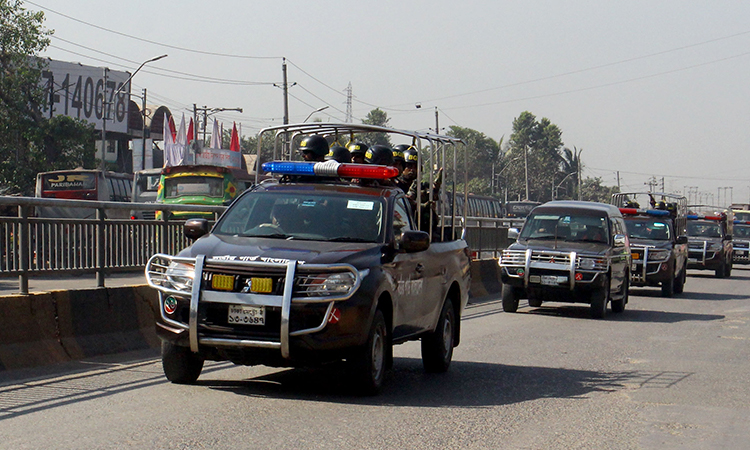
243,233,293,239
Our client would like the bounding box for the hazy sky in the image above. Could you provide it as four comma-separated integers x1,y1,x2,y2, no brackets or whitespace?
28,0,750,205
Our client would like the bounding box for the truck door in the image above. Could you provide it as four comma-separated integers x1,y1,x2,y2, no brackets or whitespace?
387,197,426,339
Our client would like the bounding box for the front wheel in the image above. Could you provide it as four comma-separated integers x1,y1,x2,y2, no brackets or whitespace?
501,284,520,313
661,267,675,297
715,261,726,278
162,341,204,384
590,276,609,319
611,276,628,313
674,267,686,294
421,298,455,373
350,309,388,395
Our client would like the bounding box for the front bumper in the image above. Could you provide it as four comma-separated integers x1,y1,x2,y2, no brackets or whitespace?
733,242,750,264
499,248,609,298
687,241,723,269
629,246,672,286
146,254,369,362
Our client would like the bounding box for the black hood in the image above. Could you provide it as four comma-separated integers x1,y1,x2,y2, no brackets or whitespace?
629,238,673,250
178,234,382,266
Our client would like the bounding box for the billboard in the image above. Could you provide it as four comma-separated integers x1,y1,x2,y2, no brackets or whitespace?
40,58,131,134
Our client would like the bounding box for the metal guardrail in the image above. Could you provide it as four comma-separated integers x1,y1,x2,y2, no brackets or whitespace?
0,196,523,294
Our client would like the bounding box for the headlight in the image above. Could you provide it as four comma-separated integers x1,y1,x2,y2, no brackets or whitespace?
299,272,357,296
164,261,195,292
647,250,670,261
579,258,596,270
708,243,722,251
578,257,606,270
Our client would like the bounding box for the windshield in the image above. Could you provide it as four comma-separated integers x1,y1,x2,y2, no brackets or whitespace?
734,211,750,222
734,225,750,238
215,191,385,242
520,212,609,244
687,221,722,238
164,175,224,199
624,218,671,240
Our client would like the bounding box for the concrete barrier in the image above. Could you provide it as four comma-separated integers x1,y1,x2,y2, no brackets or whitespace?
0,286,159,371
0,261,504,371
469,259,502,300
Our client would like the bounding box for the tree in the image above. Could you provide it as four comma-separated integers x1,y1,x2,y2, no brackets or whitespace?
505,111,565,202
359,108,391,147
446,126,501,197
580,177,620,203
0,0,96,194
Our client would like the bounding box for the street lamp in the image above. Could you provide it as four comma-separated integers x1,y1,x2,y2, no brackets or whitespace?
303,105,329,122
553,172,576,200
100,54,168,170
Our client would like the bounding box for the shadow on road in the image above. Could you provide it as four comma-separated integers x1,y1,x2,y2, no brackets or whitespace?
518,304,724,323
201,358,650,407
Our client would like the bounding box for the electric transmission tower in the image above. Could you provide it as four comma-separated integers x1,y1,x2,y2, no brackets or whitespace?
345,82,353,123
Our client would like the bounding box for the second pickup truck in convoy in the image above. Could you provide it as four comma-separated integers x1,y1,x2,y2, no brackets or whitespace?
612,192,688,297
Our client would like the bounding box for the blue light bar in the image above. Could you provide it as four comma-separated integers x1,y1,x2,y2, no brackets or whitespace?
645,209,670,216
687,215,699,219
262,161,316,175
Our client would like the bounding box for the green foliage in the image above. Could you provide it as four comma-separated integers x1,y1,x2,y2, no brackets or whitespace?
580,177,620,203
0,1,96,195
446,125,502,197
359,108,391,147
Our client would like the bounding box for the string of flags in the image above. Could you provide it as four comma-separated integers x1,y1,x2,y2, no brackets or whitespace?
163,113,242,168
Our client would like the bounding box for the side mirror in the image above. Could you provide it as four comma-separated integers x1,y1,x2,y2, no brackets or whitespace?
613,234,627,247
675,235,688,245
507,228,520,241
400,230,430,253
184,218,209,240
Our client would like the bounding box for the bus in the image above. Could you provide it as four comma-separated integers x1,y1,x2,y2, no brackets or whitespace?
504,200,541,218
35,169,133,218
156,165,256,220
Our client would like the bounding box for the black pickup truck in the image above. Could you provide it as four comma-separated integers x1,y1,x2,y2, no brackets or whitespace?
612,193,688,297
687,211,733,278
498,201,631,319
146,162,471,394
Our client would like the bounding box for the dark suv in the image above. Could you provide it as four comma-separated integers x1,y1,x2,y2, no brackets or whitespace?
498,201,630,319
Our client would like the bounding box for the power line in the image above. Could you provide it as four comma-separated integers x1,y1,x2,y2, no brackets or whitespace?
28,1,281,60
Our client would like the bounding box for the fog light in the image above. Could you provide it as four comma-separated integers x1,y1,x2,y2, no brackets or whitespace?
575,273,583,281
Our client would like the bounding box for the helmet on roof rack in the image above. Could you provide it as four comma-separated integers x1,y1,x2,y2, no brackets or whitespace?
325,146,352,164
297,135,329,160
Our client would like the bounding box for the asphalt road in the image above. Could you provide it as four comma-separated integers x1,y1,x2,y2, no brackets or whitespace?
1,267,749,449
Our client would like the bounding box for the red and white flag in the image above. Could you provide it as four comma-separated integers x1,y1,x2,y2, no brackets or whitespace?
187,118,194,144
210,119,221,149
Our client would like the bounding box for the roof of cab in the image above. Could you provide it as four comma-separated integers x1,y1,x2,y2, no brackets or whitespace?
533,200,623,217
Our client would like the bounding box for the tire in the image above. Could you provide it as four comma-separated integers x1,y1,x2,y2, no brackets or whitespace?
661,269,675,298
611,276,628,313
726,260,732,278
527,296,543,308
590,276,609,319
501,284,520,313
421,298,455,373
350,309,388,395
162,341,204,384
715,262,726,278
674,267,686,294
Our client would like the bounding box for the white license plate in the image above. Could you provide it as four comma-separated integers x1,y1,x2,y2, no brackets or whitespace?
227,305,265,325
737,251,747,256
541,275,565,285
631,263,639,271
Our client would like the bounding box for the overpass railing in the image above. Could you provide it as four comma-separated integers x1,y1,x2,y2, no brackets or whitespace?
0,196,524,294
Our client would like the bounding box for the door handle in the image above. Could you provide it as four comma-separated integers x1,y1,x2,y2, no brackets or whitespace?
416,263,424,273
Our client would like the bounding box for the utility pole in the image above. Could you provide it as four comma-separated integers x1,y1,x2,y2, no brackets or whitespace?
434,107,439,135
99,67,108,171
524,144,530,201
142,88,148,170
194,106,243,144
282,58,290,158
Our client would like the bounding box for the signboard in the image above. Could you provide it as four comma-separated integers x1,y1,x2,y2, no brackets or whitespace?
40,58,131,134
195,148,242,169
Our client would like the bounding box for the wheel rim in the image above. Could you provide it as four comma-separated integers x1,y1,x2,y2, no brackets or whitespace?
371,324,385,381
442,313,453,355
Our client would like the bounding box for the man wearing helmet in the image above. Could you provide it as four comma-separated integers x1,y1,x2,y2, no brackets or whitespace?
361,145,395,187
394,144,418,193
298,135,329,162
348,142,368,164
391,145,406,176
326,146,352,164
